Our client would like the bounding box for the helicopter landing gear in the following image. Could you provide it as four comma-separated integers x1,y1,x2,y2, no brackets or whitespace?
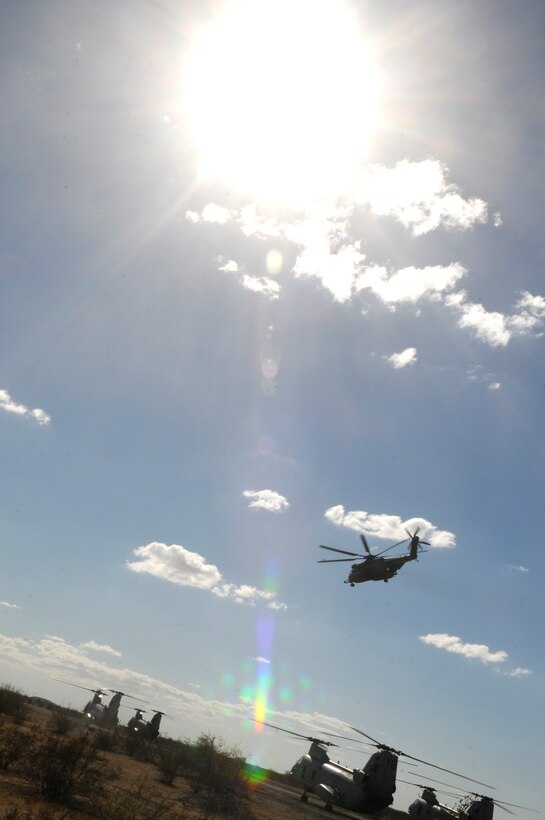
383,579,388,582
300,792,308,803
350,583,355,587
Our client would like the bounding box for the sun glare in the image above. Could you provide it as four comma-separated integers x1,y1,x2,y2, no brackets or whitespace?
183,0,379,206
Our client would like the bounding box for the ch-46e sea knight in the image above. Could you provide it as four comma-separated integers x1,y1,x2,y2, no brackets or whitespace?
257,721,492,815
318,529,429,586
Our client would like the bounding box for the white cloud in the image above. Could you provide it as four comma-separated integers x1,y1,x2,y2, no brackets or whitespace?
0,601,20,610
355,263,466,305
467,365,502,390
506,667,533,678
506,564,529,573
387,347,417,369
186,202,232,224
325,505,455,548
218,258,240,273
447,289,545,347
419,633,508,665
251,656,271,665
243,489,290,513
355,160,488,236
80,641,122,658
241,275,281,300
127,542,287,610
0,388,51,426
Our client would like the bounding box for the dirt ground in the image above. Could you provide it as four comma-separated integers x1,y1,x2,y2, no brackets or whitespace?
0,705,408,820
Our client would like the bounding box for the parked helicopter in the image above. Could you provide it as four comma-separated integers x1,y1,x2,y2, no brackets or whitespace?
406,779,540,820
318,529,430,585
57,679,142,728
127,707,168,741
256,720,493,814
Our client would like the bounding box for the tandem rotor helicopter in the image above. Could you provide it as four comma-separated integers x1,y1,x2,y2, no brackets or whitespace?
405,778,541,820
256,720,493,815
127,707,170,741
318,529,430,585
56,679,143,729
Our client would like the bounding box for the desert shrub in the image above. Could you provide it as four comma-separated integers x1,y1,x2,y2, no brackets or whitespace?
48,709,73,735
156,737,191,785
189,733,255,818
25,731,105,804
123,729,156,762
0,683,28,723
95,782,174,820
0,723,26,769
93,726,121,752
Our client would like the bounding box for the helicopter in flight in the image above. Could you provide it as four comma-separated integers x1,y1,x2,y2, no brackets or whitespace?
256,720,493,815
318,529,430,585
127,707,168,741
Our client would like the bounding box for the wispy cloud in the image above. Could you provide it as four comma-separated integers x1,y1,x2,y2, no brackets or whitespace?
0,601,20,610
127,542,287,610
504,667,533,678
79,640,122,658
217,257,281,300
0,388,51,426
505,564,529,573
468,365,502,390
419,633,508,664
386,347,417,369
243,489,289,513
325,505,455,548
251,656,271,665
355,263,466,305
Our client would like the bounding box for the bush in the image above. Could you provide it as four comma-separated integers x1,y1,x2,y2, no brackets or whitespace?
48,709,73,735
189,733,255,818
25,731,105,804
95,782,174,820
0,723,26,769
156,737,191,785
0,683,28,723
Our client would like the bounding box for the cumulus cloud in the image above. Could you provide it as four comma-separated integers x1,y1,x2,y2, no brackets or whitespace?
446,290,545,346
355,159,488,236
80,641,122,658
355,263,466,305
186,202,231,224
127,542,287,610
243,489,289,513
0,388,51,425
218,258,240,273
387,347,417,369
0,601,20,610
419,633,508,664
325,505,455,548
241,275,280,299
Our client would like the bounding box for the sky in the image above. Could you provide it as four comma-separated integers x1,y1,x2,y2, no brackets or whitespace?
1,0,544,812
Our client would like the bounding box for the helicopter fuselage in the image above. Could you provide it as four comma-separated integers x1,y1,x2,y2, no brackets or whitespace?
347,553,415,585
290,743,397,813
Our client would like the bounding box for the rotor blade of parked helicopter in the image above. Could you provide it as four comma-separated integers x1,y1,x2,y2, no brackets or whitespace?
348,726,495,789
482,797,541,813
314,729,377,747
253,720,338,747
319,545,365,557
109,690,146,702
318,558,359,563
397,779,464,799
397,774,467,792
51,677,107,695
494,805,516,815
396,751,496,789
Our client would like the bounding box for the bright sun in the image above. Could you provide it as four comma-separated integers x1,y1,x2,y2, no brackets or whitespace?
183,0,379,206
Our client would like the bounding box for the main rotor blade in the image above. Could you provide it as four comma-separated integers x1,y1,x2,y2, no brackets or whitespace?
52,677,106,695
348,726,495,789
360,534,371,555
374,541,409,557
109,690,146,702
320,545,363,557
318,558,357,563
493,799,541,813
254,720,338,747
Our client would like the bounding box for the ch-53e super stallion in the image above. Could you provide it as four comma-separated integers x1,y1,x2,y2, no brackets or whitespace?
257,720,492,815
318,529,429,585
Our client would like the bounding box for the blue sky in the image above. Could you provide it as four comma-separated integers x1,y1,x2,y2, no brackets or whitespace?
1,0,544,812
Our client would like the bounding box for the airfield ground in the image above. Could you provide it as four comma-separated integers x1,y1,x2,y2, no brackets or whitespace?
0,700,409,819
